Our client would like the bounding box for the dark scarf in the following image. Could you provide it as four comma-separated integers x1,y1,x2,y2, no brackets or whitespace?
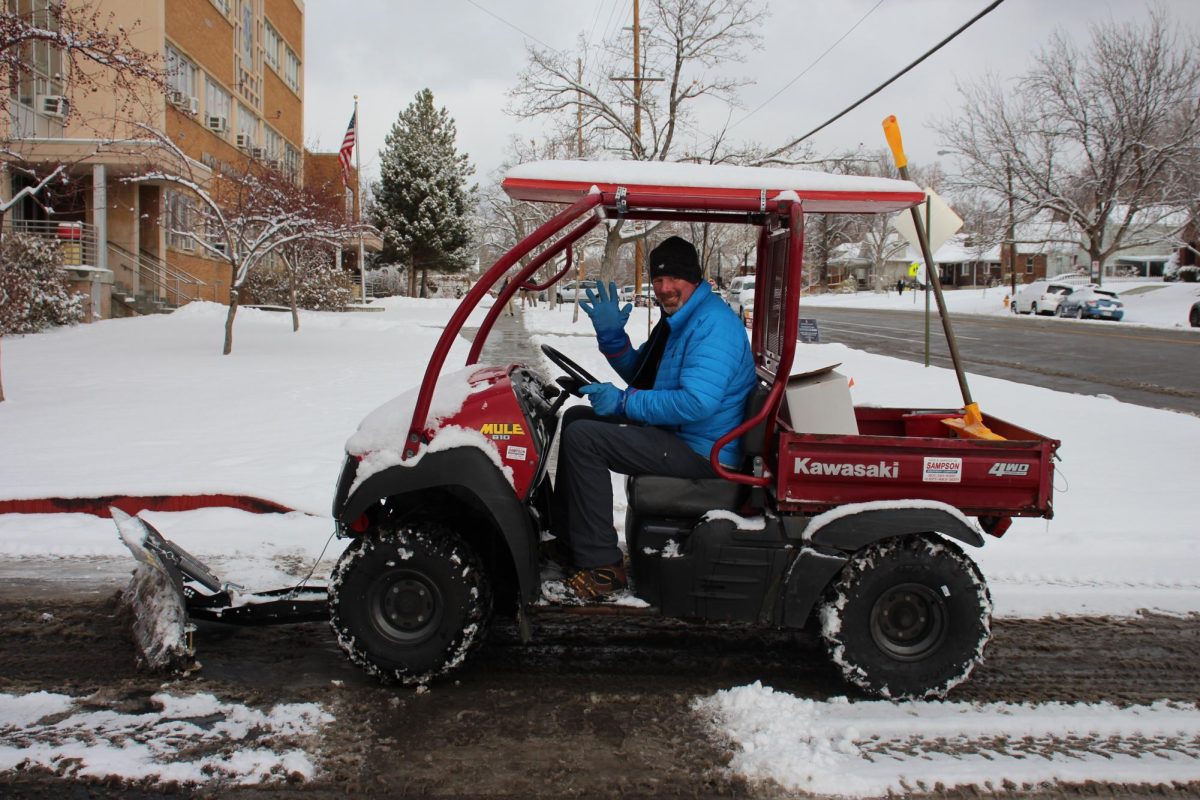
629,316,670,390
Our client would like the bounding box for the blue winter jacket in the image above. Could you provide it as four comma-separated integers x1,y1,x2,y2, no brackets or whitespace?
602,282,757,467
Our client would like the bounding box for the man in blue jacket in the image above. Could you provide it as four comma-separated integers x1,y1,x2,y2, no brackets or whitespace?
551,236,757,601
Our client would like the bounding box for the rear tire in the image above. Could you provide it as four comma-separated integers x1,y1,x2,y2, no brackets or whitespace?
329,523,492,685
818,534,991,700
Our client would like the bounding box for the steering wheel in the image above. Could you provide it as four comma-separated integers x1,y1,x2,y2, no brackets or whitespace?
540,344,600,397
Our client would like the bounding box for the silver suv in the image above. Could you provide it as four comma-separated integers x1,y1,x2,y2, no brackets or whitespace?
556,280,598,303
1012,281,1074,315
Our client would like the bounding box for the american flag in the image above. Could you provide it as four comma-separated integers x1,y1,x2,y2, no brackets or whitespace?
339,110,356,187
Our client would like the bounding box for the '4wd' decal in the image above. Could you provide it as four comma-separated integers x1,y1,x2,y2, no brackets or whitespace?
988,462,1030,477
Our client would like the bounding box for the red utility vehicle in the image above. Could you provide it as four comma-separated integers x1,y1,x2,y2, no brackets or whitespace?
122,160,1058,700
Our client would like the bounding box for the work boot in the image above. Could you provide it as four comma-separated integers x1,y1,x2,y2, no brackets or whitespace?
563,561,627,601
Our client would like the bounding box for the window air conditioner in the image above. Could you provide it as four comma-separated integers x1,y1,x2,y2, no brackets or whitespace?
37,95,69,117
168,90,187,108
211,241,229,256
188,97,199,115
206,115,228,133
236,133,253,149
250,147,266,159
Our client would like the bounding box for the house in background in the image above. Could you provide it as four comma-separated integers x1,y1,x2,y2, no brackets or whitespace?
0,0,351,320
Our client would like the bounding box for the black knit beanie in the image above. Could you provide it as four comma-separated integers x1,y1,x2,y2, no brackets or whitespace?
649,236,702,284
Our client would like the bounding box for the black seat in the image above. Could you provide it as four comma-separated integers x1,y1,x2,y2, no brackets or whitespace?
629,383,771,517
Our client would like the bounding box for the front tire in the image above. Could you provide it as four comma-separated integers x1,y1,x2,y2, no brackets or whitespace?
329,523,492,684
818,534,991,700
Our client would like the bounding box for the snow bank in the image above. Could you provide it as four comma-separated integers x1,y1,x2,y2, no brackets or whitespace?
695,682,1200,797
0,691,332,786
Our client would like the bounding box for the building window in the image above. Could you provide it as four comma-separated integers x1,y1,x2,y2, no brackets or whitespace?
345,187,354,219
234,0,260,107
236,103,258,150
166,191,196,252
209,0,230,15
284,46,301,93
11,0,65,109
283,143,300,183
205,77,232,135
262,20,280,71
165,44,197,101
263,127,283,166
1025,255,1034,273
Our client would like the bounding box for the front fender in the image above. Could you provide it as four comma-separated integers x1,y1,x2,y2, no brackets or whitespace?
337,448,539,605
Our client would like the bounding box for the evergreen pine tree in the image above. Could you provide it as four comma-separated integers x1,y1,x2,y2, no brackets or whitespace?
372,89,476,297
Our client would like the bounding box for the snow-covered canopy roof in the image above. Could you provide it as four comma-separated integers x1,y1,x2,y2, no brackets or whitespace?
503,159,924,214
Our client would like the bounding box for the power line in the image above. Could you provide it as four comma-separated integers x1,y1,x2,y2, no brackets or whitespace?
463,0,557,51
764,0,1007,160
584,0,610,51
731,0,886,132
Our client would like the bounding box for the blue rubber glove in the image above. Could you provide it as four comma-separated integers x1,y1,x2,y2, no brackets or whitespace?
579,382,624,417
579,281,632,351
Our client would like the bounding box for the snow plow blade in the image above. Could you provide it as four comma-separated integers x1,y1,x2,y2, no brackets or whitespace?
112,507,205,673
113,507,331,672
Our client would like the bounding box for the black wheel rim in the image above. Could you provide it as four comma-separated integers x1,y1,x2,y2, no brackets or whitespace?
869,583,947,661
367,569,444,644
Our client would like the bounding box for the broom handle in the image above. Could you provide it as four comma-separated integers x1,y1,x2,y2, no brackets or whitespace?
883,115,974,408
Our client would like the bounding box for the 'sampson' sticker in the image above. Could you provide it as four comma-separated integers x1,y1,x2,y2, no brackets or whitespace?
922,456,962,483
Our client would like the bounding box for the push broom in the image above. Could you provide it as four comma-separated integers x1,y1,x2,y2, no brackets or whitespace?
883,114,1003,441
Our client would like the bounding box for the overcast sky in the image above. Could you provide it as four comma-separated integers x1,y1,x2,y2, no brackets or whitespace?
302,0,1200,190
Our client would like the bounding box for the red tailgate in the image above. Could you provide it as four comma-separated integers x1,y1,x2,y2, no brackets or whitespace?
776,408,1059,518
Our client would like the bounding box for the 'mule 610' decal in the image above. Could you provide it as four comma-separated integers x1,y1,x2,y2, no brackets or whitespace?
480,422,524,441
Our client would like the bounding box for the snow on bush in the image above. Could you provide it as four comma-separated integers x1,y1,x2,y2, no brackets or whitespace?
241,257,352,311
0,233,84,334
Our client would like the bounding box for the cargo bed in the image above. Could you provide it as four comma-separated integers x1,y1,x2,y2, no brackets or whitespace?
776,407,1059,521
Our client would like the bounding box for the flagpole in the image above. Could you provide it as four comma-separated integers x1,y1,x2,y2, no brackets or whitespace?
354,95,365,304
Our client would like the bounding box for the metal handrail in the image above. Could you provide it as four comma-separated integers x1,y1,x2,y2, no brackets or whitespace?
11,219,98,268
108,241,207,307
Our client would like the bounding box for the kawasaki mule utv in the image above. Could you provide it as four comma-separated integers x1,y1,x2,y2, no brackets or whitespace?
120,158,1058,700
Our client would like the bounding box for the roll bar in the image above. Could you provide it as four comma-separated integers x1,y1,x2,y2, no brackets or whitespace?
708,201,805,485
404,192,602,458
466,214,600,365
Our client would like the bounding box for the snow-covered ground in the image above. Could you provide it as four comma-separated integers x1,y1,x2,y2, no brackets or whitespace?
2,294,1198,793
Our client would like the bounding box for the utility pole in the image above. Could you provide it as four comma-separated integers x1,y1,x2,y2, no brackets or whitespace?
1005,161,1016,297
632,0,644,316
611,1,663,331
576,58,584,159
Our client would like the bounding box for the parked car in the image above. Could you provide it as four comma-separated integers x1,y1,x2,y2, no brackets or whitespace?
556,280,598,303
620,283,652,306
726,275,756,319
1190,300,1199,327
1012,281,1074,315
1055,286,1124,321
739,288,755,326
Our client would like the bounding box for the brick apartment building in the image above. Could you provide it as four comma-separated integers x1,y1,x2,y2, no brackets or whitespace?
2,0,369,320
